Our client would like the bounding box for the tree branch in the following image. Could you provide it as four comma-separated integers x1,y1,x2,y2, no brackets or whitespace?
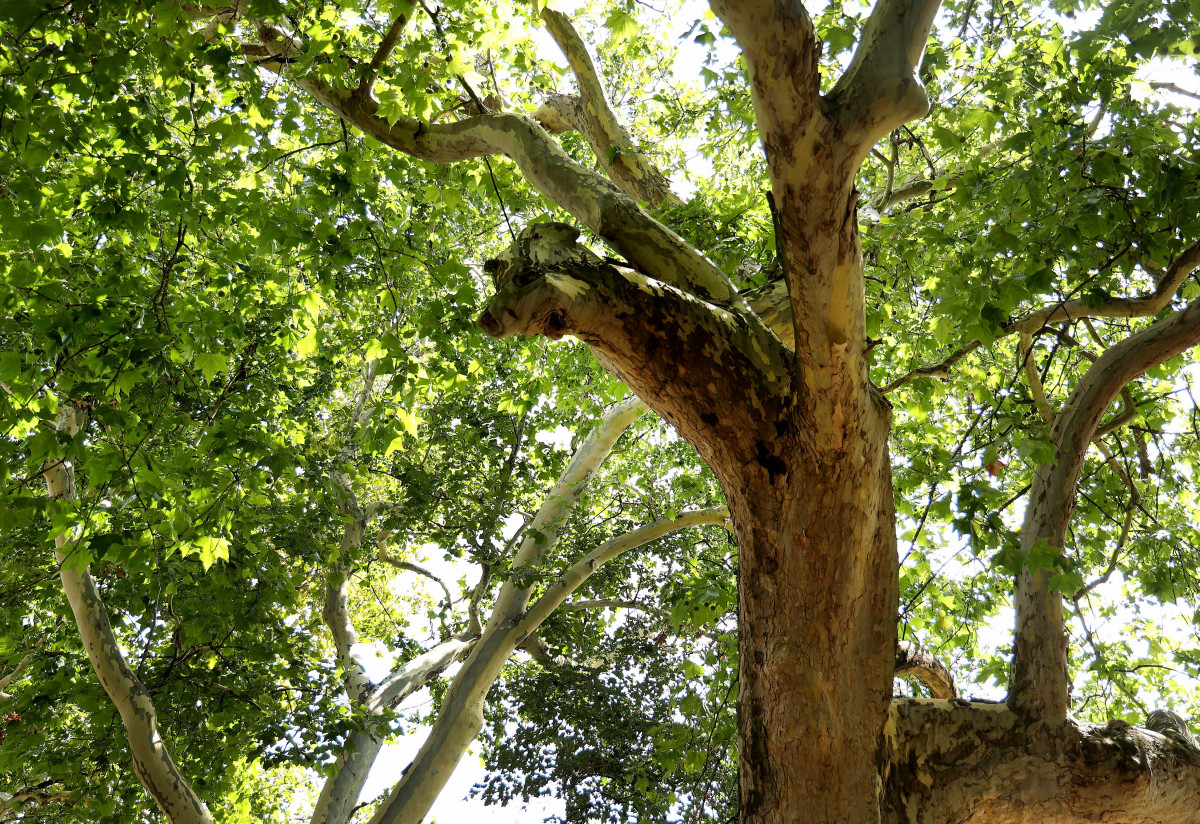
535,9,680,207
310,636,475,824
363,399,648,824
477,224,792,475
43,405,212,824
0,637,45,701
242,28,743,308
881,241,1200,393
357,12,410,99
827,0,942,154
516,507,731,637
1010,294,1200,722
895,639,958,699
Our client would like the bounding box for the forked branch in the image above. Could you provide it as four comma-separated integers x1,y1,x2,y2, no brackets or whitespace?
828,0,942,153
536,9,680,207
1010,294,1200,722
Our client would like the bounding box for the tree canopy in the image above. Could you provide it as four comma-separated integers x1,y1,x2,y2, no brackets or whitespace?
1,0,1199,822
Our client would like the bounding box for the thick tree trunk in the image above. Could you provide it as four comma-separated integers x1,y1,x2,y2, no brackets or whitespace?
732,445,897,824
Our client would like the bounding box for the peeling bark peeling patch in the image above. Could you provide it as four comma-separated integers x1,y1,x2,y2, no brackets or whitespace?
545,272,590,299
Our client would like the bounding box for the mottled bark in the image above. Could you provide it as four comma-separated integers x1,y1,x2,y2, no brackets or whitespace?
1010,297,1200,723
886,700,1200,824
478,219,897,824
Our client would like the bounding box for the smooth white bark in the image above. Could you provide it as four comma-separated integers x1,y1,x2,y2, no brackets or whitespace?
44,406,213,824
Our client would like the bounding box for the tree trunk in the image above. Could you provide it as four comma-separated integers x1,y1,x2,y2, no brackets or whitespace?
732,445,898,824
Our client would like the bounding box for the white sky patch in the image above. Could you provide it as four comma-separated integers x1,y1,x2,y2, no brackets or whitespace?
535,424,576,450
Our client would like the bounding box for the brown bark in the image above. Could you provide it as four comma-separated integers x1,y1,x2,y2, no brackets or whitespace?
478,218,898,824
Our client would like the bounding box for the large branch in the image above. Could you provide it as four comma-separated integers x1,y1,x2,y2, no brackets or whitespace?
827,0,941,155
708,0,822,171
1010,295,1200,722
310,637,474,824
322,502,373,704
477,224,792,478
888,699,1200,824
534,10,680,207
245,26,741,309
43,406,212,824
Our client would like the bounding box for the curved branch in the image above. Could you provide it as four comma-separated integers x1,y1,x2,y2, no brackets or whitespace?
827,0,941,153
895,639,958,699
881,241,1200,393
1010,295,1200,722
535,10,680,207
43,406,212,824
363,399,648,824
244,27,742,308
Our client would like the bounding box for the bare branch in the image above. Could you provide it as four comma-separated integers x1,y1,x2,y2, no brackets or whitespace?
311,636,475,824
1150,81,1200,103
1011,241,1200,333
895,639,958,699
323,479,374,704
880,340,983,393
516,507,731,637
378,551,455,613
43,406,212,824
535,10,681,207
364,400,650,824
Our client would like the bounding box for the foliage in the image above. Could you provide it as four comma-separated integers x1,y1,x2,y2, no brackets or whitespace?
0,0,1198,820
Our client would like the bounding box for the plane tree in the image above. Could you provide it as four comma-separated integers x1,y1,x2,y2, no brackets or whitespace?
2,0,1200,822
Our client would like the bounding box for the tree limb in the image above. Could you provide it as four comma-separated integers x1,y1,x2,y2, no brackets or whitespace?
363,399,648,824
535,9,681,207
827,0,942,155
358,12,410,99
43,406,213,824
0,637,45,701
1010,293,1200,722
241,23,743,309
882,241,1200,393
478,224,792,473
895,639,958,699
515,507,731,637
888,699,1200,823
310,636,475,824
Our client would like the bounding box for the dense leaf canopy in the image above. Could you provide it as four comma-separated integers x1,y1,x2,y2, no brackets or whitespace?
0,0,1198,821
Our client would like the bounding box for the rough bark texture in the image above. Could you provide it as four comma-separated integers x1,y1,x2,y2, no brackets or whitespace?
886,700,1200,824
